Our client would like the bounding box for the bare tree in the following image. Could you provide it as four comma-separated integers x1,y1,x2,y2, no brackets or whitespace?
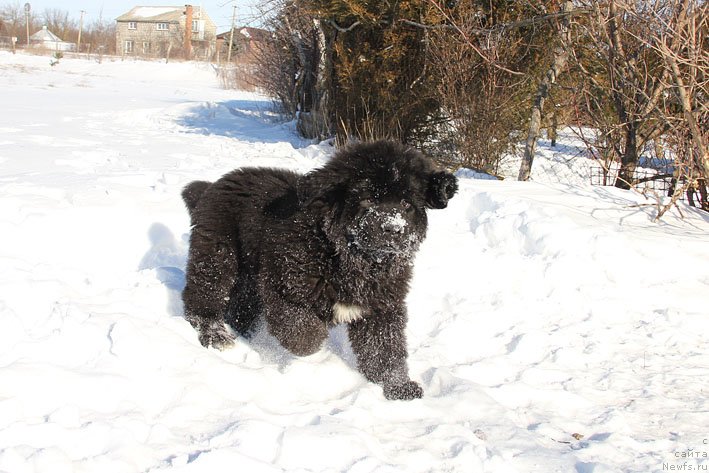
648,0,709,215
1,1,37,45
518,1,574,181
252,0,330,138
569,0,707,215
428,24,529,173
41,8,77,42
81,11,116,56
426,0,560,173
1,3,117,54
572,1,677,190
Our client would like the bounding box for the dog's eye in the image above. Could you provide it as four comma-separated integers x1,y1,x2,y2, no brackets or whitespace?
360,198,375,208
401,199,413,211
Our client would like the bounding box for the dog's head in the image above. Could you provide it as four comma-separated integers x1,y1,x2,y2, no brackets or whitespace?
298,141,458,262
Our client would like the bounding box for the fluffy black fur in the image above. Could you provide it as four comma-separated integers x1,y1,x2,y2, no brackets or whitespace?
181,140,457,400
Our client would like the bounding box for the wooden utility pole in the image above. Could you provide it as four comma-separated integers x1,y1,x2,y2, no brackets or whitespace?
77,10,85,52
24,3,30,46
227,5,236,63
184,4,193,59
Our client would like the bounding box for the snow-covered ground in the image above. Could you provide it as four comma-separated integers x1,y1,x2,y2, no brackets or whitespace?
1,52,707,473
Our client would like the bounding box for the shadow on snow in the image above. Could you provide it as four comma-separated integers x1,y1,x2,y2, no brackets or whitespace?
138,222,358,371
175,99,300,145
139,222,187,318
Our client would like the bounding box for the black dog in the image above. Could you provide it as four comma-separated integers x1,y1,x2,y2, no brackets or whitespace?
181,140,457,400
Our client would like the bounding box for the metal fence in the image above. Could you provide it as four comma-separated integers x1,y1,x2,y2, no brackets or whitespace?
590,165,680,199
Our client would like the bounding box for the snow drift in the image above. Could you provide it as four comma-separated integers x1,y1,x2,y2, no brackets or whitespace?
0,51,708,473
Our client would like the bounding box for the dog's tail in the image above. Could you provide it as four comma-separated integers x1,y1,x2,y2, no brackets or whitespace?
182,180,211,220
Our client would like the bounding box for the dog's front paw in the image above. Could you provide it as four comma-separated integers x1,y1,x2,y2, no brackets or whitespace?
198,322,236,350
383,380,423,401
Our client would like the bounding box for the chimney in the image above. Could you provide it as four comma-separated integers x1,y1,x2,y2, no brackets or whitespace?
184,5,193,58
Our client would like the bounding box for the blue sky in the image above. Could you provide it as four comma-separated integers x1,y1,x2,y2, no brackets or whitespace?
19,0,267,31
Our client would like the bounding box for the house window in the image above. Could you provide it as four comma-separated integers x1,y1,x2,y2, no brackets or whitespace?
192,20,200,32
128,22,137,30
156,22,168,31
142,42,150,54
124,40,134,53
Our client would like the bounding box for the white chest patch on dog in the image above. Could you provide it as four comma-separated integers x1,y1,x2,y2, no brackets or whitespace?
332,302,364,324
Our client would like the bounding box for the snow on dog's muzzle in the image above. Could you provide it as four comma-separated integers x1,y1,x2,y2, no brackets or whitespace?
347,204,420,260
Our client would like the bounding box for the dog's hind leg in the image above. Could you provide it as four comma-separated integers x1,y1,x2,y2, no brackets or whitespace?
225,274,262,337
182,230,237,350
263,296,328,357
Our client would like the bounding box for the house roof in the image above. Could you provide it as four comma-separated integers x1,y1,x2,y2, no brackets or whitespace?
30,26,64,42
217,27,270,42
116,6,208,23
239,27,270,42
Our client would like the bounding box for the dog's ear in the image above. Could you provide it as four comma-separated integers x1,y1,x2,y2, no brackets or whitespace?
297,173,347,210
425,171,458,209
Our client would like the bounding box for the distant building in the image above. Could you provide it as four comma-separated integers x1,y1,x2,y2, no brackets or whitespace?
216,27,270,64
115,5,216,59
30,26,76,52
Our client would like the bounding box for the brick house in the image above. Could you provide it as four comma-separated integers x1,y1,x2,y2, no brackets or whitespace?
216,27,270,64
116,5,216,59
